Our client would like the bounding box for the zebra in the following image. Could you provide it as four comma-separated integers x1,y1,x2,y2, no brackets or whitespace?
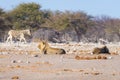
6,29,31,43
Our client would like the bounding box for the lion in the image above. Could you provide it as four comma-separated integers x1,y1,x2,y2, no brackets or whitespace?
92,46,110,54
75,55,108,60
38,41,66,54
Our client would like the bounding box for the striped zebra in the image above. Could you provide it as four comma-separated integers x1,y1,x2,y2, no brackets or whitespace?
6,29,31,43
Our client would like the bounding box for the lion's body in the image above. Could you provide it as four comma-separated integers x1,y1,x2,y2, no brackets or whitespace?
44,47,66,54
6,29,31,43
92,46,110,54
38,41,66,54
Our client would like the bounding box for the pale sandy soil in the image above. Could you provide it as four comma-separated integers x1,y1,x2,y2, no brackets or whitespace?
0,42,120,80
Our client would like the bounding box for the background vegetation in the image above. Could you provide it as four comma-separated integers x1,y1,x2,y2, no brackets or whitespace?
0,2,120,42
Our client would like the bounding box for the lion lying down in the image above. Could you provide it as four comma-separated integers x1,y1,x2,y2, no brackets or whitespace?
92,46,110,54
38,41,66,54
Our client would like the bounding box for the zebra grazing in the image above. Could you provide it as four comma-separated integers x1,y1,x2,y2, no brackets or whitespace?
6,29,31,43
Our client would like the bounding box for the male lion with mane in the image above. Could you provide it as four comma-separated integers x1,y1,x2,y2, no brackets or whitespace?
38,41,66,54
92,46,110,54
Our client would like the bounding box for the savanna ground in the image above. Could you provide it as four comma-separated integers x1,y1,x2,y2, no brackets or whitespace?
0,42,120,80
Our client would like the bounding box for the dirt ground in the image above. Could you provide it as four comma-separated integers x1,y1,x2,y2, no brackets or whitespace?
0,42,120,80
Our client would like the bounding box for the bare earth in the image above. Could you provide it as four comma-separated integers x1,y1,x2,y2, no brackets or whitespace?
0,42,120,80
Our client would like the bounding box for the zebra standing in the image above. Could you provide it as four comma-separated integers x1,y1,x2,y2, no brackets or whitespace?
6,29,31,43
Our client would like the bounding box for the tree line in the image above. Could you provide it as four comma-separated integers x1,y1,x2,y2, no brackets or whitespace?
0,2,120,42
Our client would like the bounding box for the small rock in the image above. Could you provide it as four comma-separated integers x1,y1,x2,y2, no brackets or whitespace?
17,60,22,63
11,60,17,63
31,54,39,57
90,52,93,55
107,56,112,59
91,68,96,71
26,61,30,64
25,52,29,55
